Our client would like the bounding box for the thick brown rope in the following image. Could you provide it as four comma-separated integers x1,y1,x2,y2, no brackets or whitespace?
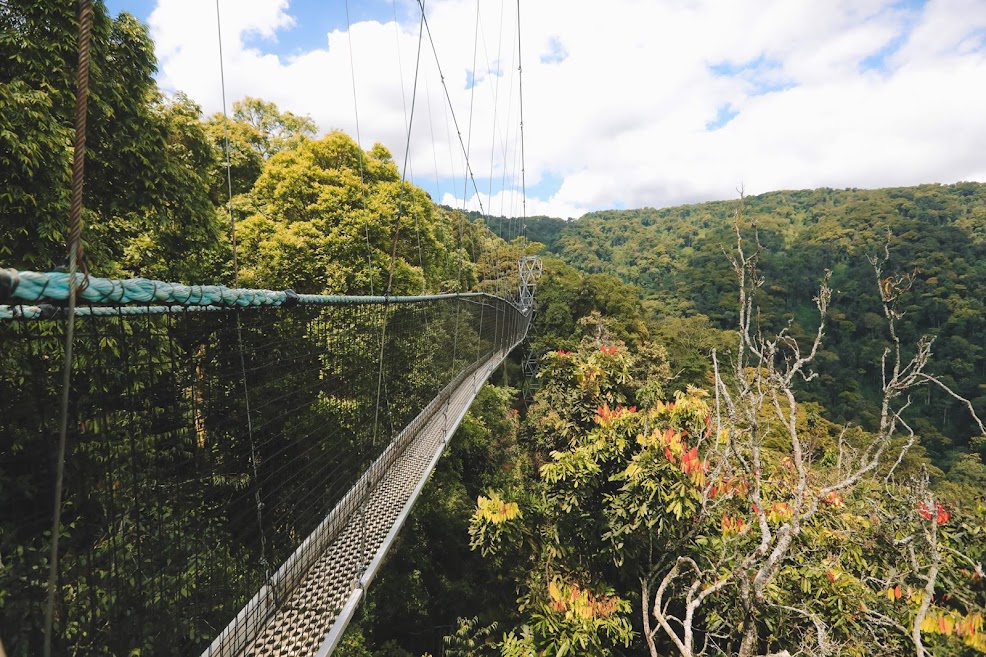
68,0,92,283
44,1,92,654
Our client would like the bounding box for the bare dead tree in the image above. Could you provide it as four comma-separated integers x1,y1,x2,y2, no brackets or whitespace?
641,205,985,657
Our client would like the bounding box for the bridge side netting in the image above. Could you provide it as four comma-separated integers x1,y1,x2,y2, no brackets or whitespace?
0,289,527,657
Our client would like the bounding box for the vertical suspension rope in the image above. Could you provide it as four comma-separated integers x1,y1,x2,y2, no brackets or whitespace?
416,0,488,219
385,4,426,295
45,1,92,654
370,301,389,449
346,0,377,295
516,0,528,244
462,0,480,211
347,12,385,591
215,0,269,580
485,0,506,299
216,0,238,279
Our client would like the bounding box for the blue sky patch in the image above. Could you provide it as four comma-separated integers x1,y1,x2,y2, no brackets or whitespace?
705,103,738,131
105,0,151,23
708,55,795,96
413,172,560,218
860,32,909,73
960,27,986,54
243,2,399,57
890,0,927,12
750,79,797,95
859,0,926,73
540,36,568,64
709,54,778,77
106,1,402,59
526,173,563,201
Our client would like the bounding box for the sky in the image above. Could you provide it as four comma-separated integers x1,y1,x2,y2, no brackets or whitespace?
103,0,986,220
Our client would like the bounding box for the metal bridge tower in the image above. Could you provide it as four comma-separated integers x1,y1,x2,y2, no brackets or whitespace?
518,255,542,311
518,256,543,401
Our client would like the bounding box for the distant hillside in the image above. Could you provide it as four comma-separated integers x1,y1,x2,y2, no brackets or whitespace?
485,183,986,470
450,208,567,253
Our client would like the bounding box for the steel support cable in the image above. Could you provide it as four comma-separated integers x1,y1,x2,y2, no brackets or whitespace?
385,0,425,296
202,308,378,596
370,303,389,449
344,0,377,295
409,172,430,296
486,9,511,301
223,330,388,532
487,0,507,263
475,299,487,392
458,1,499,304
501,11,519,240
215,384,338,508
216,0,238,279
216,0,270,582
388,7,436,374
368,15,425,571
246,384,379,488
237,319,270,577
246,413,366,498
510,116,523,224
474,0,510,296
423,75,442,205
445,0,509,298
44,1,91,654
463,0,480,212
424,76,455,278
435,97,464,371
516,0,528,242
392,0,412,154
264,444,369,518
415,0,489,220
441,66,460,211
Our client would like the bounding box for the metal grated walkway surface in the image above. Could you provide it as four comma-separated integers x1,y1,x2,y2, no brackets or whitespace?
204,349,510,657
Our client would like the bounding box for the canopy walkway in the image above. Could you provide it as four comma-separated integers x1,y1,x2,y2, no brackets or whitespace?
0,267,535,656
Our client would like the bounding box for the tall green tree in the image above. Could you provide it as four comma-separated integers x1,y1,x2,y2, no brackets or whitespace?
0,1,224,282
204,96,318,200
235,131,467,294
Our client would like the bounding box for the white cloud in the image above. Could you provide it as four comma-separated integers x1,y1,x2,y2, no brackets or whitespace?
149,0,986,219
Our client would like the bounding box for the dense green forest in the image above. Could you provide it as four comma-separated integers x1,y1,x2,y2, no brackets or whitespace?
487,186,986,471
3,2,985,656
346,188,986,657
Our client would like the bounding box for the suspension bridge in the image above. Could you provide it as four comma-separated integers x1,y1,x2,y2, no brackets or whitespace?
1,0,539,652
0,259,539,656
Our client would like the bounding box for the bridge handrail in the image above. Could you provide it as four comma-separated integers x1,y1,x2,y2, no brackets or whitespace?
0,269,524,314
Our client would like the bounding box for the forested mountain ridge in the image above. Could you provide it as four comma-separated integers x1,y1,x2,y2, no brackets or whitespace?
486,183,986,469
